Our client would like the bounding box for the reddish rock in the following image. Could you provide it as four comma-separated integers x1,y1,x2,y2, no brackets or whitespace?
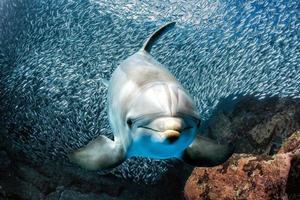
184,131,300,200
278,131,300,154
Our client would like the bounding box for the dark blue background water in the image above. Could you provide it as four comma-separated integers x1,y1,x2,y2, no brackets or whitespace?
0,0,299,183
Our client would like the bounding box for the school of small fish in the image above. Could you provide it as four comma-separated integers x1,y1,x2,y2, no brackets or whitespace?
0,0,299,183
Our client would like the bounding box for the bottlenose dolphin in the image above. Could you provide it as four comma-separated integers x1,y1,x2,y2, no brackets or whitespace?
69,22,233,170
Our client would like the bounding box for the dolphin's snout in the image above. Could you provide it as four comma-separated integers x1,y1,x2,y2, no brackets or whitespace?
163,130,180,143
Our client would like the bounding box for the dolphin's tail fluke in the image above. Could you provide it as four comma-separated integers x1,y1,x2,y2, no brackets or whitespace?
142,22,176,54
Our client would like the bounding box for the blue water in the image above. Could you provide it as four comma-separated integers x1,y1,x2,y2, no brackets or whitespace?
0,0,299,183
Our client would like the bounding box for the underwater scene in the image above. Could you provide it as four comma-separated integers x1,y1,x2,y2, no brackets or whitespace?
0,0,299,199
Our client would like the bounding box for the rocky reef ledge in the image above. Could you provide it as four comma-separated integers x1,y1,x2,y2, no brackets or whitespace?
184,131,300,200
0,147,191,200
1,97,300,200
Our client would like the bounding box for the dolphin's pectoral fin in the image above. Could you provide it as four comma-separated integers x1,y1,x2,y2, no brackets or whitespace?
68,135,125,170
182,136,234,167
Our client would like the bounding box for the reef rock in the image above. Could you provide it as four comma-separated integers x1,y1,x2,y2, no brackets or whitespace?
0,146,190,200
184,131,300,200
206,97,300,155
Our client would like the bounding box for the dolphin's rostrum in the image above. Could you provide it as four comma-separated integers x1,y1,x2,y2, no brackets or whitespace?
69,22,234,170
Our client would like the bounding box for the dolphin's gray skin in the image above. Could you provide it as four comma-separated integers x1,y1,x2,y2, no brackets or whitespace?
69,22,233,170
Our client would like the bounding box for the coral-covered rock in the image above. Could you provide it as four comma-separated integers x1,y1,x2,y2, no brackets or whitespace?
280,132,300,199
278,131,300,154
184,131,300,200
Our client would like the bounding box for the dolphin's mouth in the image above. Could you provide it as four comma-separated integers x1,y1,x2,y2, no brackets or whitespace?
139,126,194,133
139,125,195,144
139,126,159,132
139,126,180,143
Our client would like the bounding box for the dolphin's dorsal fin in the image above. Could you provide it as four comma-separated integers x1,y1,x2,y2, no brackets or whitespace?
141,22,176,54
101,78,109,87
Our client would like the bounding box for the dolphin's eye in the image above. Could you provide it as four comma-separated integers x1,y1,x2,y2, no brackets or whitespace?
197,120,201,128
126,118,133,128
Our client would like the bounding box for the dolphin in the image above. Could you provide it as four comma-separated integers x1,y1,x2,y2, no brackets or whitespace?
69,22,234,170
